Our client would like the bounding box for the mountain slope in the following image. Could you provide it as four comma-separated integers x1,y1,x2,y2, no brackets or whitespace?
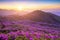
21,10,60,24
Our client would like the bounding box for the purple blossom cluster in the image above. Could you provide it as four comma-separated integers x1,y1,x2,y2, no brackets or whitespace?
0,31,60,40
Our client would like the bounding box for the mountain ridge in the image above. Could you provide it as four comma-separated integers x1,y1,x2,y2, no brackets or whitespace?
21,10,60,24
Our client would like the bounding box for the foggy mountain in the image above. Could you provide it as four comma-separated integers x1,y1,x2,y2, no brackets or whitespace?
21,10,60,24
0,9,60,24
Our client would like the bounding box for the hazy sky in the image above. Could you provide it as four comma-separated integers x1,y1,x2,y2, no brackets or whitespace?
0,0,60,16
0,0,60,10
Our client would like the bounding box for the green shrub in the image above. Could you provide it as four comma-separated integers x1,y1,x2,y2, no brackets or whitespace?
15,36,29,40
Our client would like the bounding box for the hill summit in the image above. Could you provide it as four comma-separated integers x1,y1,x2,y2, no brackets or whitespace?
21,10,60,24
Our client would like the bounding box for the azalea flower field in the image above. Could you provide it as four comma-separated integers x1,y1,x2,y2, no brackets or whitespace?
0,20,60,40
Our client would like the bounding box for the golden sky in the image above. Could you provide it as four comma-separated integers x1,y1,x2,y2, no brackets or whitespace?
0,2,60,11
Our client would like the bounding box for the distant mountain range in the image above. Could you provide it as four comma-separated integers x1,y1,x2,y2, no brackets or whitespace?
0,9,29,16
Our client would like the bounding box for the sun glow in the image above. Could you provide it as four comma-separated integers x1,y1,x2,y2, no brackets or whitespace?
16,6,25,11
